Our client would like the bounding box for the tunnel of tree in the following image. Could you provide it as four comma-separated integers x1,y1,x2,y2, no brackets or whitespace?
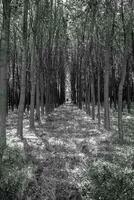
0,0,134,199
0,0,134,155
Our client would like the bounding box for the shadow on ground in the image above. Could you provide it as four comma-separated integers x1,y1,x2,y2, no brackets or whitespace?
18,103,116,200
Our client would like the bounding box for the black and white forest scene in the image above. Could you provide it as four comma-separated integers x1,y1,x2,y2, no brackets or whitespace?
0,0,134,199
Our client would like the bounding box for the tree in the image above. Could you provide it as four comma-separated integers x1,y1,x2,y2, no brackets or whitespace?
0,0,11,170
17,0,29,138
118,0,133,141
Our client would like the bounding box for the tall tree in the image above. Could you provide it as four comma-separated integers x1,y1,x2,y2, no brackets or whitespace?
0,0,11,170
29,35,36,129
17,0,29,138
103,0,113,130
118,0,132,141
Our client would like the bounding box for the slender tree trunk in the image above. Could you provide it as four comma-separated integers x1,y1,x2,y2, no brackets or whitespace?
85,69,88,111
17,0,29,138
118,58,127,141
0,0,11,171
30,39,36,129
112,67,117,109
103,0,115,130
118,0,130,141
126,63,131,113
91,73,95,120
35,71,40,123
40,72,44,116
87,74,91,115
76,67,79,105
11,28,16,111
78,56,82,109
16,64,20,109
71,66,76,104
97,63,101,126
87,4,97,118
104,48,110,130
90,56,95,120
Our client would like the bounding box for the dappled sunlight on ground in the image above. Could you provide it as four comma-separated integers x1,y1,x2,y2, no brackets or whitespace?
6,103,134,199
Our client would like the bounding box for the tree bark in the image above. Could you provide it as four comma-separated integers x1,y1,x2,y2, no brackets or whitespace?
104,47,110,130
11,27,16,111
0,0,11,170
118,56,127,141
35,70,40,123
40,72,44,116
30,39,36,129
17,0,29,138
118,0,130,141
91,72,95,120
97,62,101,126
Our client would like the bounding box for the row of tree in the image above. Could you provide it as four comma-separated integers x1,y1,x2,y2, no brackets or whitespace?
0,0,67,169
69,0,134,140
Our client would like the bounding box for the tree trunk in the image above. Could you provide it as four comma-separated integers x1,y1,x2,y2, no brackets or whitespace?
85,69,88,111
30,39,36,129
112,67,117,110
35,71,40,123
17,0,29,138
118,54,127,141
126,63,131,113
40,72,44,116
118,0,130,141
97,63,101,126
0,0,11,170
91,73,95,120
78,58,82,109
104,48,110,130
87,73,91,115
11,27,16,111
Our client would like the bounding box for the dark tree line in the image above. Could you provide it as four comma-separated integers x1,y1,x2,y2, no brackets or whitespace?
69,0,134,139
0,0,67,168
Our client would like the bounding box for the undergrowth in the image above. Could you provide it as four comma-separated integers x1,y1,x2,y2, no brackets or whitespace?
81,160,134,200
0,146,33,200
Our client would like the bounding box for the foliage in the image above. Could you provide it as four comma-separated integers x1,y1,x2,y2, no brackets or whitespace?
0,147,33,200
81,160,134,200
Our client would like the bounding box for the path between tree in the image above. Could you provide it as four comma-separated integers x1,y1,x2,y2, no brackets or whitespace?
7,103,113,199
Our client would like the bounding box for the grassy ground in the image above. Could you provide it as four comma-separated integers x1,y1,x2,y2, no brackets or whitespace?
1,103,134,199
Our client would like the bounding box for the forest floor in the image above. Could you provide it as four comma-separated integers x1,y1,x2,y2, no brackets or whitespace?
4,103,134,200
